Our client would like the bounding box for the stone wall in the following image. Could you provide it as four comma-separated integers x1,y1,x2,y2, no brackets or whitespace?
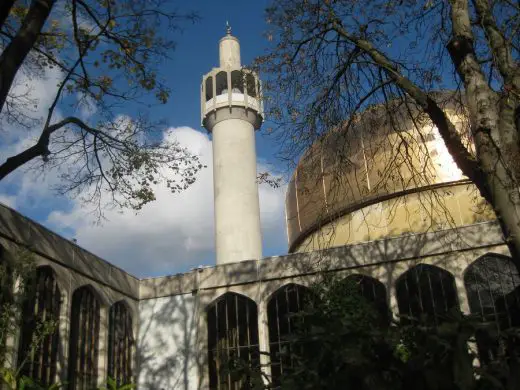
0,201,513,389
138,221,510,389
0,204,139,387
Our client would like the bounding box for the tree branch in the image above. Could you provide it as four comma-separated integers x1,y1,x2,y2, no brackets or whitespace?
0,115,121,181
330,22,488,198
0,0,56,115
0,30,129,101
471,0,520,175
472,0,519,92
0,144,45,181
448,0,520,261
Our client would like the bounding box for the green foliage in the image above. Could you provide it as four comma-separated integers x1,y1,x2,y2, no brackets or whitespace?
0,250,61,390
0,373,65,390
234,276,520,390
1,249,35,365
98,377,135,390
1,251,136,390
275,276,401,390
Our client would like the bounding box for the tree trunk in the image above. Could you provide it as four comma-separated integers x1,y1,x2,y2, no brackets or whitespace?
447,0,520,265
0,0,55,115
487,174,520,263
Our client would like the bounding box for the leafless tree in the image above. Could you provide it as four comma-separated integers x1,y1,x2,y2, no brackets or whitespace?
0,0,203,214
257,0,520,263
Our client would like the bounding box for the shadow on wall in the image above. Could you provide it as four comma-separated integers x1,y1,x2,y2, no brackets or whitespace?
135,221,517,390
137,290,206,390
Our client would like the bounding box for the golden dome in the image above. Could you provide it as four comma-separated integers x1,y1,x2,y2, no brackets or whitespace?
286,100,495,252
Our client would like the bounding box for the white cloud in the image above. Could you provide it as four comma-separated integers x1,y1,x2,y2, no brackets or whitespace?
0,194,17,208
76,93,98,121
46,127,287,277
0,66,68,210
0,67,288,278
2,64,63,128
257,165,288,256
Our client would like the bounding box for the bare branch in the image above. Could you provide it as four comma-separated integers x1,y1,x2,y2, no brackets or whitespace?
472,0,519,91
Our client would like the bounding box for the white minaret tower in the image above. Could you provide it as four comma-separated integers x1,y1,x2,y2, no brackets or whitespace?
201,24,263,265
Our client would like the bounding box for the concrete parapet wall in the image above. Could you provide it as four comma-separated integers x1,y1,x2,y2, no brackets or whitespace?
140,221,506,300
0,204,140,300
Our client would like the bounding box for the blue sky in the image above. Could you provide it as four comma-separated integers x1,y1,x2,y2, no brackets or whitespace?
0,1,289,278
152,1,274,138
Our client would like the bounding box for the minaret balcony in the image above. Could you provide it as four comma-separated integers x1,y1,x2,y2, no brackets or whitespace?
201,68,264,125
202,92,262,115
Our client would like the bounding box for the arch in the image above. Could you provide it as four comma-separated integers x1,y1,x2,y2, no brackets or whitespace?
68,285,101,390
215,71,228,96
396,264,459,323
18,266,61,386
230,70,244,94
108,300,134,386
342,274,390,324
207,292,259,390
464,253,520,363
246,73,257,98
267,283,311,386
464,253,520,325
205,76,213,101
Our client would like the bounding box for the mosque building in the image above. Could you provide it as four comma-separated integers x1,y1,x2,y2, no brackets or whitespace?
0,28,519,390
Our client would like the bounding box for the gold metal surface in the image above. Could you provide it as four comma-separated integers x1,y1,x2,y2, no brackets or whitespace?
286,105,494,252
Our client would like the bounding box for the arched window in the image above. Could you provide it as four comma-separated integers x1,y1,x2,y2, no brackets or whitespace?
267,284,311,386
205,76,213,101
108,301,134,386
18,266,61,386
207,292,259,390
396,264,459,323
68,286,100,390
246,73,257,98
342,274,390,324
215,71,228,96
465,254,520,326
464,254,520,363
231,70,244,94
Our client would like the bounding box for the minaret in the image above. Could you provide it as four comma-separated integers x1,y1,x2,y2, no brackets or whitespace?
201,25,263,265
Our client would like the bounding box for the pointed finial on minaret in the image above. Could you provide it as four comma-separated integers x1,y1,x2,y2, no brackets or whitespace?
226,21,232,35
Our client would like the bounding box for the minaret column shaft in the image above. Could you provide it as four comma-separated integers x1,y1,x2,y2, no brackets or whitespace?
202,26,264,265
212,118,262,264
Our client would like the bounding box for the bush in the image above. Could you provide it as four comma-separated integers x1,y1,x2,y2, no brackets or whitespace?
237,276,520,390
